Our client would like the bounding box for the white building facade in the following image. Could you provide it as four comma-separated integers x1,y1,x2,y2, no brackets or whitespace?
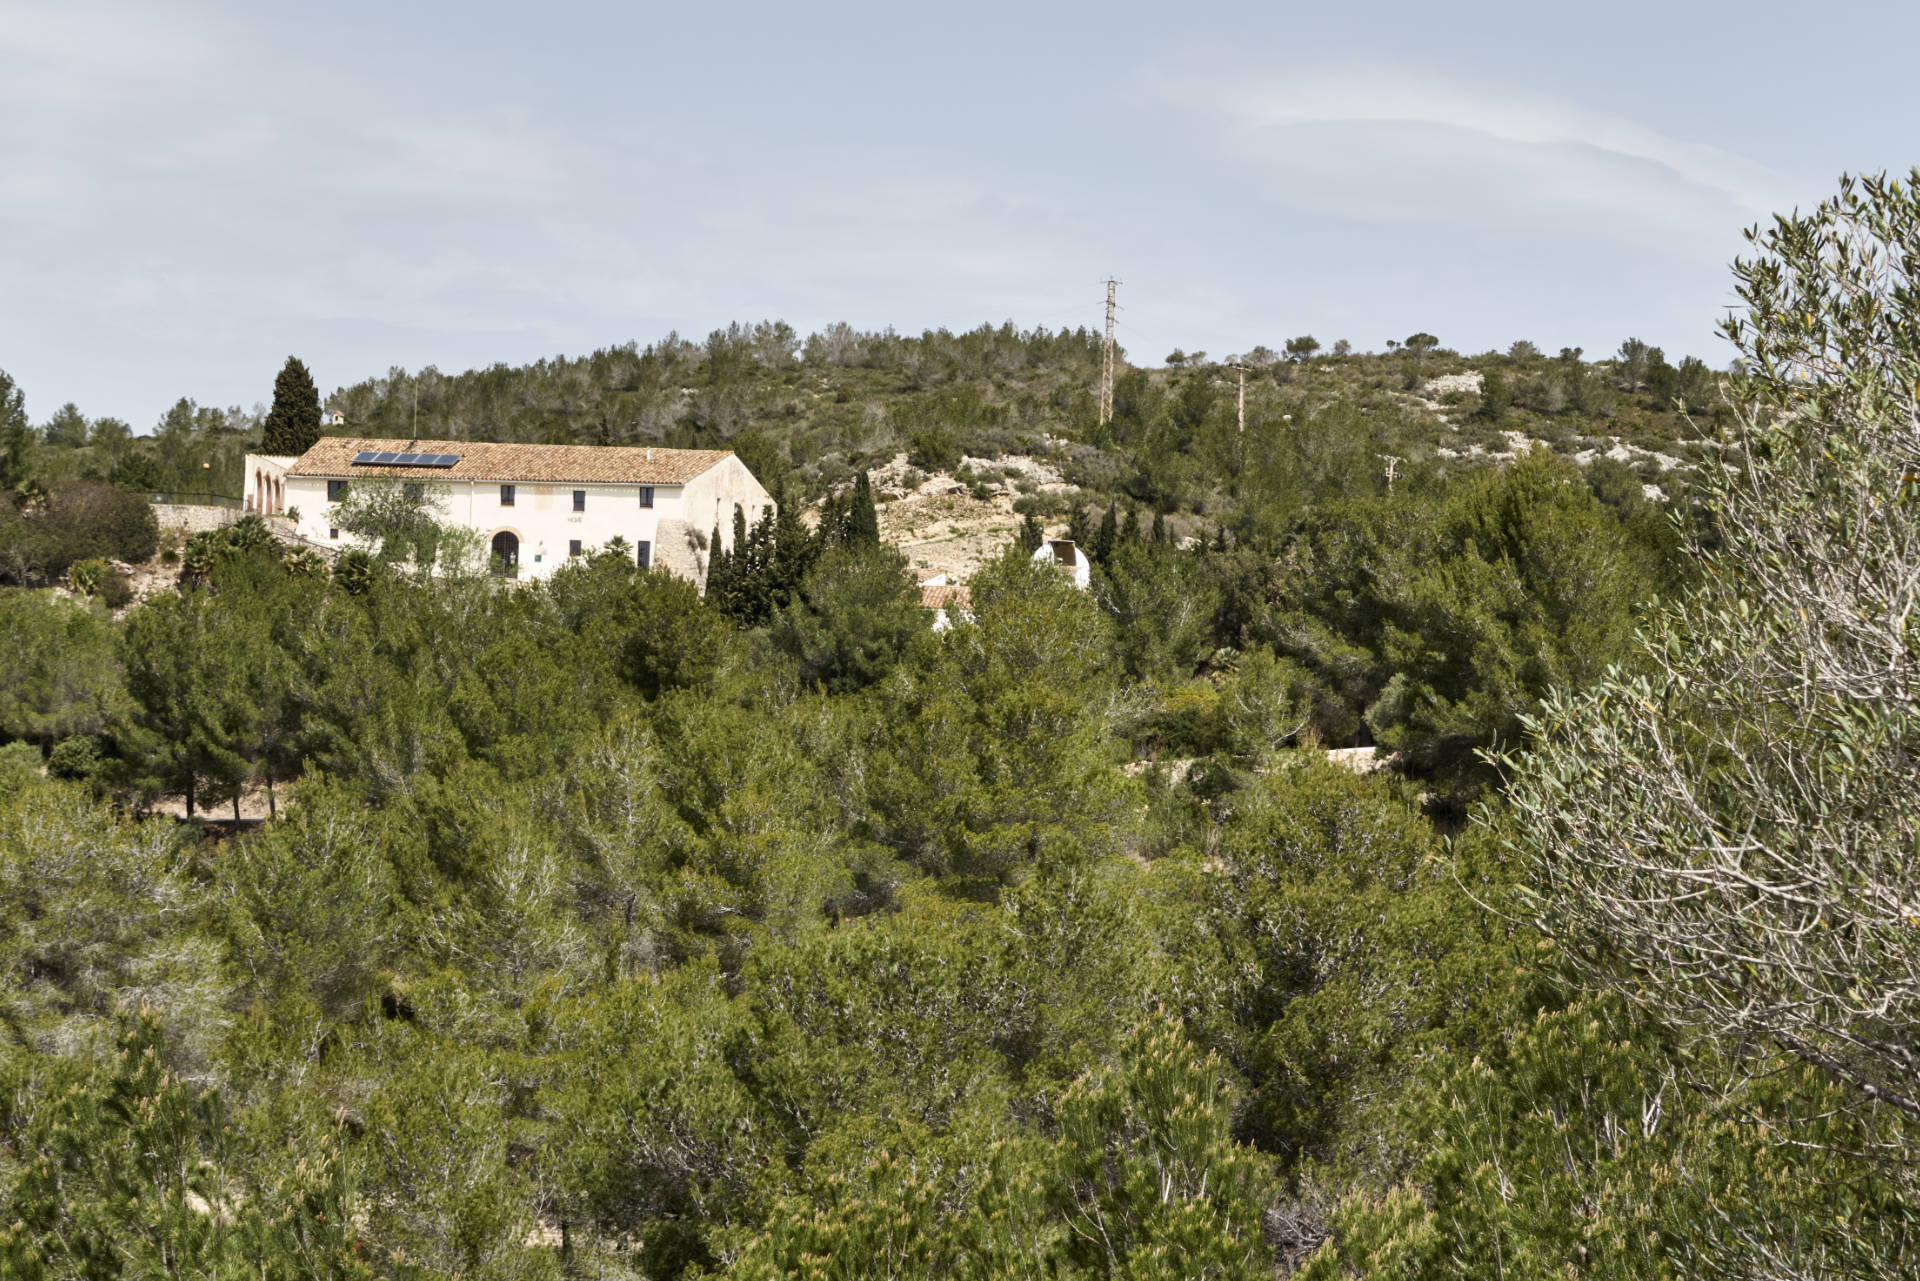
243,437,774,585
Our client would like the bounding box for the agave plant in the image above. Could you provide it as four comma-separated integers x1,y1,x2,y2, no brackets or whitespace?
13,477,49,512
227,513,276,555
66,557,107,596
282,547,326,577
333,548,376,596
179,531,220,586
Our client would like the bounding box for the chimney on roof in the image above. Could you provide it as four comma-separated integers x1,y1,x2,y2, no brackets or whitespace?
646,448,652,461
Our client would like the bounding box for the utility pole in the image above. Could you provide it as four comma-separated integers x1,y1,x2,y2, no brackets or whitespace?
1227,364,1247,434
1099,278,1120,426
1380,454,1404,493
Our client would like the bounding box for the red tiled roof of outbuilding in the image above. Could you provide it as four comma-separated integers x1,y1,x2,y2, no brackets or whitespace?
920,584,972,611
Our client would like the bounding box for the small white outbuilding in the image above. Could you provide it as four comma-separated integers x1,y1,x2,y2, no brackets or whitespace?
1031,538,1092,589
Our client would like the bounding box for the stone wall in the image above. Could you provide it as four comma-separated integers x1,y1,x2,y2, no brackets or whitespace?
152,503,239,536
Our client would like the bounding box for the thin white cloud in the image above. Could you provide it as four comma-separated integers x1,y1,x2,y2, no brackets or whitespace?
0,2,1109,418
1153,65,1799,249
0,0,215,104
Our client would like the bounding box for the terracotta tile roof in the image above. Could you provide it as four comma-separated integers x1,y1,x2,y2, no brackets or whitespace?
920,584,972,611
287,437,734,485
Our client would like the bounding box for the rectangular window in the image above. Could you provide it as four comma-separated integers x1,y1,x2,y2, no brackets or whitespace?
327,480,348,502
638,486,654,508
329,528,339,540
568,539,582,558
500,484,515,507
636,540,651,570
573,489,586,512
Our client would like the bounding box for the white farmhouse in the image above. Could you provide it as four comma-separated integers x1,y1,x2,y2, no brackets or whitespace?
243,437,774,584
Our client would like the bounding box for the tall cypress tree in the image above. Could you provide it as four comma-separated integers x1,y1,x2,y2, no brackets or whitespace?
848,472,880,549
1066,503,1092,548
769,486,819,604
817,491,848,549
261,356,322,456
1092,502,1119,563
1018,510,1044,554
706,524,730,605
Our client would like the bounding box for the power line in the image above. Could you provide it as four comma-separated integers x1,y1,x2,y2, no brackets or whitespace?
1380,454,1404,493
1224,363,1247,435
1099,278,1120,426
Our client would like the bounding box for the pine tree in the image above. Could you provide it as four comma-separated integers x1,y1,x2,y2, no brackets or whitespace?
4,1010,370,1277
1151,510,1167,544
0,366,33,489
1120,506,1141,545
261,356,322,455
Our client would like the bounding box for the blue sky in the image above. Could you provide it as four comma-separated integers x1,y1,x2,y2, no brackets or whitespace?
3,0,1915,428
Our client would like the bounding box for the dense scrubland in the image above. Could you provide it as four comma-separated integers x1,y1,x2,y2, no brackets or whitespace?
0,175,1916,1279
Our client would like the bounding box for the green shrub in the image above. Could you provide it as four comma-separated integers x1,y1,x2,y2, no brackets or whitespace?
47,734,104,781
0,481,158,584
98,568,134,609
905,426,960,473
0,590,123,743
1150,684,1224,756
770,544,926,693
0,739,41,794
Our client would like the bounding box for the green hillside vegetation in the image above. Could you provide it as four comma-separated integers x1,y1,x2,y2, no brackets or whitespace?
0,172,1915,1280
313,323,1718,510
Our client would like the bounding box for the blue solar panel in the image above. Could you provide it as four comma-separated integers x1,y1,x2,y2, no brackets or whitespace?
350,450,462,467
